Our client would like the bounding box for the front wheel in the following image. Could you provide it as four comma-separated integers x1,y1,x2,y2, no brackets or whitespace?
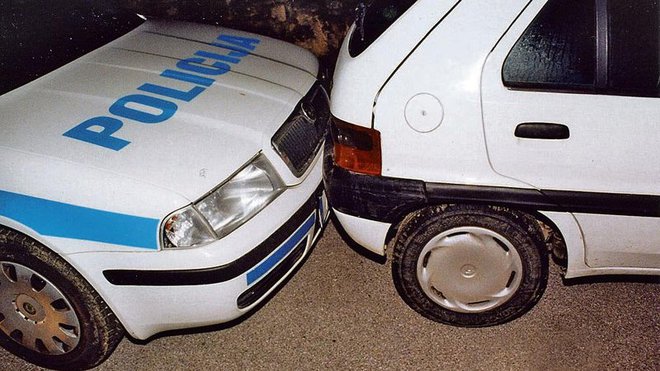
0,227,124,370
391,205,548,327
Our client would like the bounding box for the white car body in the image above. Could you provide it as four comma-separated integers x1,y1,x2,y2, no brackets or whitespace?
326,0,659,280
1,19,330,340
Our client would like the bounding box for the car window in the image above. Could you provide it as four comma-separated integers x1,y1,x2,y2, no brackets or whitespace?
502,0,659,98
607,0,659,97
0,0,143,96
502,0,596,92
348,0,417,57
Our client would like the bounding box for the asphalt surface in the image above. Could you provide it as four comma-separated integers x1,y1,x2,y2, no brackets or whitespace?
2,221,659,370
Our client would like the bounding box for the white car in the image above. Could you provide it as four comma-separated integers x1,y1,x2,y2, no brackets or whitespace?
325,0,659,327
0,3,329,369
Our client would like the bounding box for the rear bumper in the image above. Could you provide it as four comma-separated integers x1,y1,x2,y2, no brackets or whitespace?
322,140,427,224
322,139,425,255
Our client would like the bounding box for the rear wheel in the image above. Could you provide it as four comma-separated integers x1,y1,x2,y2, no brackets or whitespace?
0,227,123,370
391,205,548,326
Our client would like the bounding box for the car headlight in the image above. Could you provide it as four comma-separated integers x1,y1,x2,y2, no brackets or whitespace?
162,154,286,248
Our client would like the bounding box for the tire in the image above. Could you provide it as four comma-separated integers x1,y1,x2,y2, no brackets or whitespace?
0,227,124,370
391,204,548,327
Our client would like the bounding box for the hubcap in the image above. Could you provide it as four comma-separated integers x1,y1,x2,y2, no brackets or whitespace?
15,294,46,322
416,227,523,313
0,261,81,354
460,264,477,278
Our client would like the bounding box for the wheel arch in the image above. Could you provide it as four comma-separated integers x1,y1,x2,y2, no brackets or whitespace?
0,223,125,368
385,202,567,263
0,220,129,334
0,217,67,257
527,209,569,266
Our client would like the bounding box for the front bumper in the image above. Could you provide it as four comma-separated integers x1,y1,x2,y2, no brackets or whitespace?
103,185,327,309
66,153,329,340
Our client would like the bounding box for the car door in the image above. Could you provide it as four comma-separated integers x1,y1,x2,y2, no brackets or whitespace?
481,0,660,269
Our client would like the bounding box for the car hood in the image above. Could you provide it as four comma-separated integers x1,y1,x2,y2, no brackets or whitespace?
0,20,318,202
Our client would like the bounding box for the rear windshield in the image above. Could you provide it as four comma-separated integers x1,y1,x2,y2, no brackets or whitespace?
0,1,143,95
348,0,417,57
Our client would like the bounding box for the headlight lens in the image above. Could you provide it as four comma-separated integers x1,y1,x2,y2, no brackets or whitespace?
163,206,216,248
162,154,286,248
196,155,286,238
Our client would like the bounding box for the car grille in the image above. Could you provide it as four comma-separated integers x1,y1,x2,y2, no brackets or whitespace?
271,83,330,177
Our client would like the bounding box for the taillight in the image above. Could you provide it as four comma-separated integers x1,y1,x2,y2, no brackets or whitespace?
330,117,382,175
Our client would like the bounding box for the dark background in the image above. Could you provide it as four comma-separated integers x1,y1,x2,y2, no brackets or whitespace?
1,0,360,94
119,0,362,62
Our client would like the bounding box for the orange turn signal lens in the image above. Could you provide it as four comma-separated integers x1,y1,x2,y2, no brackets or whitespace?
331,117,382,175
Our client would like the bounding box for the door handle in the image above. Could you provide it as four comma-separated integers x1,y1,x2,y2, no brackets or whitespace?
515,123,570,140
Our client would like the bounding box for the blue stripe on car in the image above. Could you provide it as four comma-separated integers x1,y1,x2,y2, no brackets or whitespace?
246,212,316,285
0,190,159,249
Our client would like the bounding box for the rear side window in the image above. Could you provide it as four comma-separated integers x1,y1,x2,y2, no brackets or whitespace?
503,0,659,98
502,0,596,92
607,0,659,97
349,0,417,57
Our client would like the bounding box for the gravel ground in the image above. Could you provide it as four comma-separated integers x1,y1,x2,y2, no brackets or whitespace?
2,222,659,370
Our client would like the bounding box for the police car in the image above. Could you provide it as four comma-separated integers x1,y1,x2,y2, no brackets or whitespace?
325,0,659,327
0,3,329,369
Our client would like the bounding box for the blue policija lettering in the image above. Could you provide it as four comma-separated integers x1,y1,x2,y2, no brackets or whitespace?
63,34,261,151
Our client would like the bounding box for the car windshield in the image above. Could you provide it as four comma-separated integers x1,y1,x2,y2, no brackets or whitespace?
349,0,417,57
0,1,144,95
